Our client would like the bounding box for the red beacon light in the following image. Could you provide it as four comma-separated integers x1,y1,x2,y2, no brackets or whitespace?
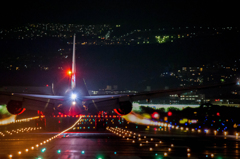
68,71,72,75
167,111,172,116
216,112,220,116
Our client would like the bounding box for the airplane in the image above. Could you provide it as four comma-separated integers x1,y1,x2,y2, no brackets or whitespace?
0,34,238,117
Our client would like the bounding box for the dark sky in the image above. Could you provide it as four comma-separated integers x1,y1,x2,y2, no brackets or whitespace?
1,0,240,91
1,0,239,28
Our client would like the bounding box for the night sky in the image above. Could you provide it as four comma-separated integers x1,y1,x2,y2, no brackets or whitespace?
1,0,240,91
1,0,239,28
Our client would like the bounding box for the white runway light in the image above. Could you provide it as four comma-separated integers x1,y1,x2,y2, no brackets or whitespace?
71,93,77,100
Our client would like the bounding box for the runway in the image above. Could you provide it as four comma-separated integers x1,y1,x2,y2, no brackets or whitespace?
1,128,240,159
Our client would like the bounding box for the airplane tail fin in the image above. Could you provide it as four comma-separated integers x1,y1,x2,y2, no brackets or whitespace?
82,78,90,96
71,33,76,90
70,34,90,97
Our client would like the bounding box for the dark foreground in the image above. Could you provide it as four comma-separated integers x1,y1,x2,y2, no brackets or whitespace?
1,128,240,159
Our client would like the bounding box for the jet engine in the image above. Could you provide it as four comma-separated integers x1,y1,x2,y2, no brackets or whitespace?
6,100,25,115
114,101,132,115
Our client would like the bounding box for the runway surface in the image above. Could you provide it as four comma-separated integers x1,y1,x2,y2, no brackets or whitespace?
1,128,240,159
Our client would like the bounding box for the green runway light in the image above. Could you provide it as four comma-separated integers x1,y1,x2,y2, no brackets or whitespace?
57,150,61,153
81,150,85,154
114,152,117,154
155,154,163,159
41,148,46,152
97,154,104,159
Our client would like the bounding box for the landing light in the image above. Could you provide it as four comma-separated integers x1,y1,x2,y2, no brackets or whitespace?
71,93,77,100
72,101,76,105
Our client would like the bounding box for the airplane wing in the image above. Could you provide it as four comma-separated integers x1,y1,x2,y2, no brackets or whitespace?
0,81,237,116
84,81,237,114
0,34,238,116
83,81,236,101
0,82,236,114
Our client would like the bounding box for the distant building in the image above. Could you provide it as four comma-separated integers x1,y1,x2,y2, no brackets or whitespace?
105,85,112,90
88,88,138,95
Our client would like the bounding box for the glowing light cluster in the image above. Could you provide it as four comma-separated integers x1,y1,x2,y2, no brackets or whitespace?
0,115,44,126
8,116,82,158
107,126,218,158
53,114,120,118
122,112,173,128
0,131,5,137
0,115,17,125
107,127,177,156
155,35,170,43
1,127,41,137
15,116,44,123
122,112,239,138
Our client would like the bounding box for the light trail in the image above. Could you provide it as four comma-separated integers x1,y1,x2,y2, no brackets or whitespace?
122,111,165,126
0,115,16,125
14,115,45,123
122,112,239,138
0,115,44,126
9,115,82,158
